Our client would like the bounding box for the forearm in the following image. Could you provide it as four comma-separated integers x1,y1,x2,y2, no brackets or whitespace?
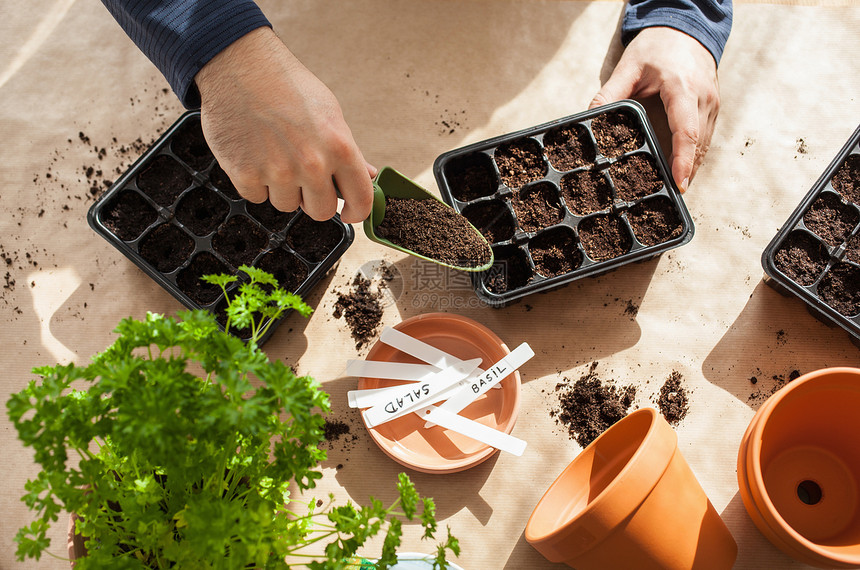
101,0,271,108
622,0,733,65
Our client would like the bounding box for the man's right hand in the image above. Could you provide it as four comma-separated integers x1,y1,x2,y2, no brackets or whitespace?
195,26,376,222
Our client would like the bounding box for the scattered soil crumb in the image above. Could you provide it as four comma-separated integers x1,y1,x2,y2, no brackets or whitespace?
333,274,384,349
624,299,639,318
551,362,637,447
324,419,351,441
729,222,752,238
655,371,689,425
434,109,468,135
796,138,809,155
748,369,802,406
776,329,787,345
322,419,360,453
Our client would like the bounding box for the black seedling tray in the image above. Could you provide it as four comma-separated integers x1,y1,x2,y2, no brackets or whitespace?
433,100,694,307
88,111,354,344
762,123,860,347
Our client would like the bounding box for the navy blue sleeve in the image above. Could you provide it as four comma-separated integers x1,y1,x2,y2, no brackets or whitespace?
101,0,271,108
622,0,733,65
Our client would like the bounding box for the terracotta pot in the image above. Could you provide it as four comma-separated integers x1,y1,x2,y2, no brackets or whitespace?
525,407,736,569
737,367,860,568
67,512,85,567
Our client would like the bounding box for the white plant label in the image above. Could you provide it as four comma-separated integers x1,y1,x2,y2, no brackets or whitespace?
425,342,534,427
347,386,404,409
362,357,482,428
378,325,500,389
379,326,469,369
422,407,527,456
345,359,441,382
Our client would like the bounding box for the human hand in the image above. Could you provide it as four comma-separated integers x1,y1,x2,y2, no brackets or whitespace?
589,26,720,192
195,27,376,222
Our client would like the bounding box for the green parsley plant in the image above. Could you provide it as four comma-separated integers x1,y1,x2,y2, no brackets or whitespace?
7,266,459,569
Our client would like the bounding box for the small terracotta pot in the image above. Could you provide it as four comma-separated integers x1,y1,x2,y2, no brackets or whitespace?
737,367,860,568
67,512,85,566
525,407,737,569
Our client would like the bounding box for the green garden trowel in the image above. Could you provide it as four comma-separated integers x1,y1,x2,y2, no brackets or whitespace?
363,166,493,272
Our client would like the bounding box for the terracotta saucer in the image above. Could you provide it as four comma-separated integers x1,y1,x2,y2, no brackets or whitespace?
358,312,521,474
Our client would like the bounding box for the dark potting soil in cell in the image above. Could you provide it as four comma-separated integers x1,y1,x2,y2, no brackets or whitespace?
818,263,860,316
773,231,829,286
579,214,632,261
627,197,683,246
285,214,343,263
543,123,596,172
529,227,582,278
591,110,644,158
446,153,498,201
609,154,663,201
375,197,492,268
138,224,194,273
171,118,213,171
101,190,158,241
136,155,192,207
247,200,293,232
176,252,229,305
208,162,242,200
212,216,268,267
560,169,612,215
845,233,860,264
494,138,547,189
832,154,860,205
802,192,859,247
215,297,253,340
484,247,532,294
511,182,564,233
552,362,636,448
255,247,308,293
175,186,229,235
461,200,516,244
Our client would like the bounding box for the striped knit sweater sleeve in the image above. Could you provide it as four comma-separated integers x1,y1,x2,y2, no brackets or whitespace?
622,0,733,65
102,0,732,109
101,0,271,108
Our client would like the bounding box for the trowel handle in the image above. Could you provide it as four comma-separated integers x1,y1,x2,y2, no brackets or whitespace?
370,178,386,224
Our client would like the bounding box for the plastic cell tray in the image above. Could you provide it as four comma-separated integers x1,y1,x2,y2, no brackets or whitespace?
762,124,860,347
433,100,694,307
87,111,354,344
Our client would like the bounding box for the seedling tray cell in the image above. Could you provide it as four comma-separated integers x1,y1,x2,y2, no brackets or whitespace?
88,111,354,344
433,100,694,306
762,124,860,346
